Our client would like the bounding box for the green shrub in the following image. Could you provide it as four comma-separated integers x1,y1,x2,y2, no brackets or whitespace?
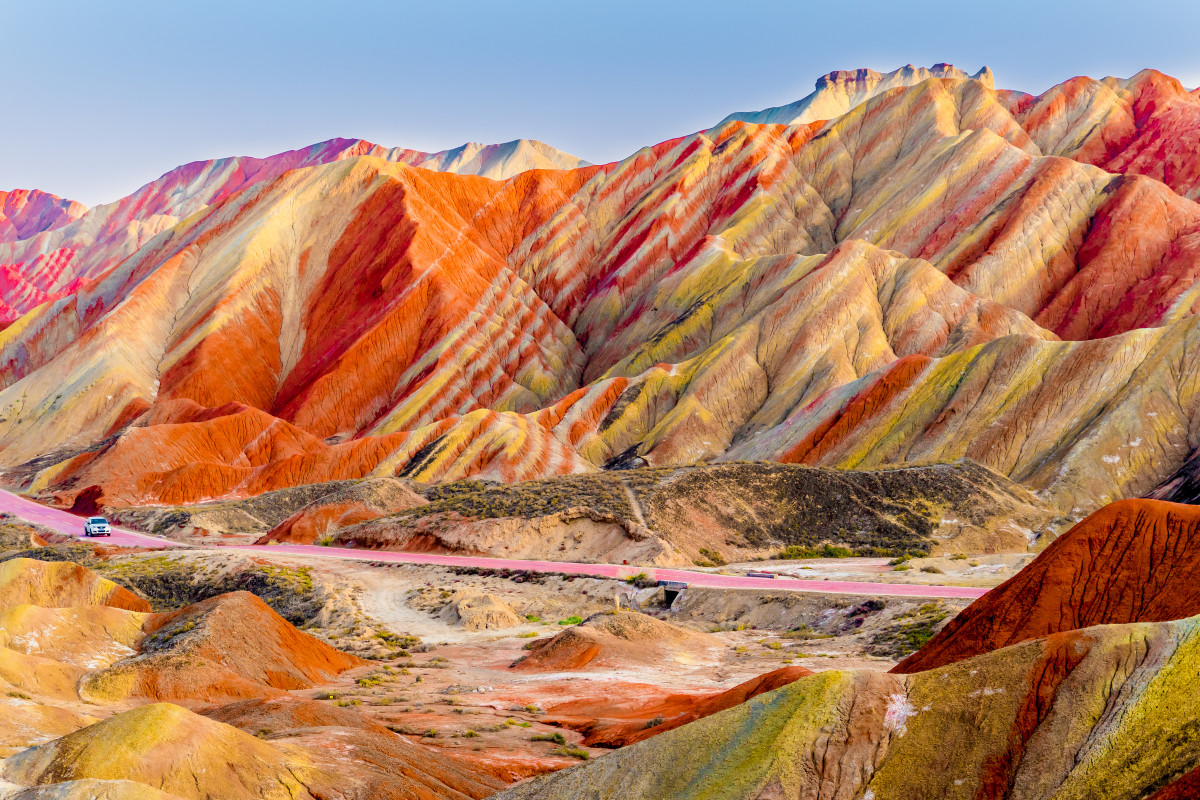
558,616,583,625
532,732,566,744
778,544,855,560
550,745,590,760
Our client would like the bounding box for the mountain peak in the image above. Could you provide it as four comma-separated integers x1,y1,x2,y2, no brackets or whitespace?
719,62,994,127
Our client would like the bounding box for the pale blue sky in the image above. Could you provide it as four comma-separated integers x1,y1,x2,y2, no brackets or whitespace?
4,0,1200,205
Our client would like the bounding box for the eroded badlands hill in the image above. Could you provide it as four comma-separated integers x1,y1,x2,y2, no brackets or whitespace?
498,616,1200,800
894,498,1200,672
0,554,506,798
310,461,1054,563
4,66,1200,533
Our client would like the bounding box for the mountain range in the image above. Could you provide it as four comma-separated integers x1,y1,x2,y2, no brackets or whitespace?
2,64,1200,538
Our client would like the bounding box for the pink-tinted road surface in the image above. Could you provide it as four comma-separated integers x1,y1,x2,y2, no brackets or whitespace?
0,489,988,601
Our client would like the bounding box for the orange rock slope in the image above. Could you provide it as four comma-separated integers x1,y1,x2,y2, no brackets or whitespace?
82,591,367,706
4,67,1200,523
893,499,1200,673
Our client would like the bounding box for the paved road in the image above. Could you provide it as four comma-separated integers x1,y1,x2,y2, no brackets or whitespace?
0,489,989,600
0,489,188,549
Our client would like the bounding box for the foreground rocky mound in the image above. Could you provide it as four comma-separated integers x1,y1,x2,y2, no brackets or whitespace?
438,591,524,630
511,612,715,672
0,559,362,743
203,697,505,798
1,703,344,800
9,68,1200,524
0,555,508,797
82,591,366,705
325,461,1053,564
499,616,1200,799
894,499,1200,673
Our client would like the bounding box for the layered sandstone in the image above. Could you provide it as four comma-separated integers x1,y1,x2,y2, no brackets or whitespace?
894,499,1200,672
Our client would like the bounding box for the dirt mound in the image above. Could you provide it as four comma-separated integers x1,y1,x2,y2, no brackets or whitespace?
551,666,814,747
256,477,427,544
203,697,504,798
894,499,1200,673
511,612,714,672
0,559,149,612
338,461,1055,565
498,616,1200,799
439,591,524,630
81,591,366,705
111,477,428,546
0,702,342,800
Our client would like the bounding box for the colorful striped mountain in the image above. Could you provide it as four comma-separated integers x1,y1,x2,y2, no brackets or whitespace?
2,66,1200,538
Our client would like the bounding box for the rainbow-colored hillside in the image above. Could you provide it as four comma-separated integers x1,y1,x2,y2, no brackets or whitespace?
3,64,1200,527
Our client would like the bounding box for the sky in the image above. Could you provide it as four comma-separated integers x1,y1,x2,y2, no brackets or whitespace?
4,0,1200,206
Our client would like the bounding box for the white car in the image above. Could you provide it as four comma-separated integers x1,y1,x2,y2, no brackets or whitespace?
83,517,111,537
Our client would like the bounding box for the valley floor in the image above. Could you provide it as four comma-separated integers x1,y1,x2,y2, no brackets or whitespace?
0,499,988,789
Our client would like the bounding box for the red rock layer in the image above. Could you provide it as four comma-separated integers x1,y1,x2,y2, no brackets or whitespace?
893,499,1200,673
551,666,814,747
